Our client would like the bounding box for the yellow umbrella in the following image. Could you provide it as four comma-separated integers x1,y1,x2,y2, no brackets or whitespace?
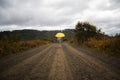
55,32,65,38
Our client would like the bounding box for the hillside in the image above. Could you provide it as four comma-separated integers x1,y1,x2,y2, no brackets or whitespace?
0,29,74,41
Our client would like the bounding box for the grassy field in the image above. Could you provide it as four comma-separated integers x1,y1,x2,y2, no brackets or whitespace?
0,39,50,58
75,35,120,57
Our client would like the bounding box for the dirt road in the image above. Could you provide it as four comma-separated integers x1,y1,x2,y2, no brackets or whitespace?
0,43,120,80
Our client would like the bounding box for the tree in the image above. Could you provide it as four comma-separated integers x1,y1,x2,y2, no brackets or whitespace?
74,21,101,44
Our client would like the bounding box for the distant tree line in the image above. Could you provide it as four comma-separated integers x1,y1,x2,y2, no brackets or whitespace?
0,29,74,58
0,22,119,57
0,29,74,42
74,21,120,57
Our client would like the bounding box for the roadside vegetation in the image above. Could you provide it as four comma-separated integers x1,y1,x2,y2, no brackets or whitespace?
0,29,74,58
0,24,119,58
0,35,50,58
73,21,120,57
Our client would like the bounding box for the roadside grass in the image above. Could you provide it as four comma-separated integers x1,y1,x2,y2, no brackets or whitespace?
73,36,120,57
0,39,50,58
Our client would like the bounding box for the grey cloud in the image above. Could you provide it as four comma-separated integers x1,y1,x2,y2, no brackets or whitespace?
0,0,120,35
108,0,120,9
111,0,120,6
0,0,74,26
0,0,11,8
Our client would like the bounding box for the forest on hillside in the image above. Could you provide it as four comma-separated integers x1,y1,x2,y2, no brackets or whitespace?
0,29,74,58
0,22,120,58
0,29,74,41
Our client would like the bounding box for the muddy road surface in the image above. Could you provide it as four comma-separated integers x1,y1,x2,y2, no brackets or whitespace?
0,43,120,80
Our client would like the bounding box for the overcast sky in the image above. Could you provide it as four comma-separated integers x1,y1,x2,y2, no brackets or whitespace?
0,0,120,35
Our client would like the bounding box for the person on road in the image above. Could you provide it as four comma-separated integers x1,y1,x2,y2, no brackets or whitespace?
55,32,65,47
57,38,61,47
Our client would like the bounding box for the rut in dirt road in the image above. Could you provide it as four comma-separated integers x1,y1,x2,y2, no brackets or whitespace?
63,43,120,80
0,43,120,80
48,46,73,80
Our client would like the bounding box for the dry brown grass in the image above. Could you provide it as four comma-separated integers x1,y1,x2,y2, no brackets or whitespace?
0,39,50,58
83,36,120,57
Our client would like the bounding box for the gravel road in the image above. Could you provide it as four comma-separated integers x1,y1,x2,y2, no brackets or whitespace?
0,43,119,80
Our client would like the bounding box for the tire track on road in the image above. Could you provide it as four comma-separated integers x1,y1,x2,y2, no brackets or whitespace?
1,43,119,80
24,44,57,80
0,44,54,80
48,46,73,80
63,43,120,80
0,44,49,72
